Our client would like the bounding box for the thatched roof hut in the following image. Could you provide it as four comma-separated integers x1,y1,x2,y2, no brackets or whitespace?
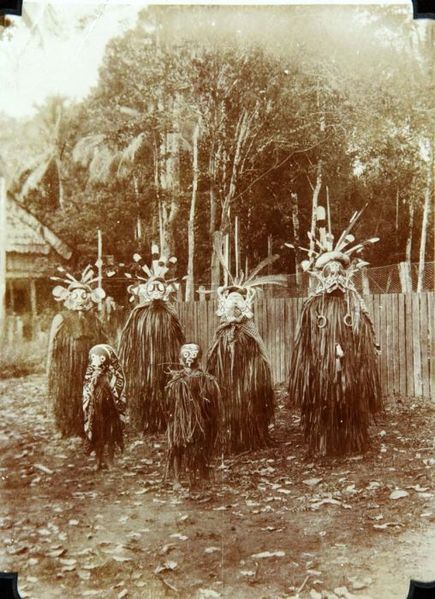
6,198,72,317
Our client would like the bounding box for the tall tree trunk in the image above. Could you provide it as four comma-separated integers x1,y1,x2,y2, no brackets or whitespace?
309,160,323,253
209,153,221,289
210,111,249,288
405,197,415,264
417,153,433,292
186,121,200,301
211,230,224,290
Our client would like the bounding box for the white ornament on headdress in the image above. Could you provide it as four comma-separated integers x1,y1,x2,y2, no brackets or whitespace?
50,265,106,310
203,237,287,322
285,203,379,297
126,245,179,304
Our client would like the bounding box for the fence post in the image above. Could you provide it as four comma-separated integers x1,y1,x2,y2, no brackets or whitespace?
399,262,412,293
198,285,206,302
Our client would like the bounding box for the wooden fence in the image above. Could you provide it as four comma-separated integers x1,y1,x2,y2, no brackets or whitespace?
4,293,433,399
176,293,434,400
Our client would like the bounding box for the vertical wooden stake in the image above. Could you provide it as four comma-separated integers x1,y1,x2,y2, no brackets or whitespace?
326,186,332,238
235,216,239,280
97,229,103,312
224,234,229,287
30,279,37,339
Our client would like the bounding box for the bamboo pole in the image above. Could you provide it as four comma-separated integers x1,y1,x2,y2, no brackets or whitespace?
97,229,103,312
224,234,229,286
326,186,332,237
235,216,240,280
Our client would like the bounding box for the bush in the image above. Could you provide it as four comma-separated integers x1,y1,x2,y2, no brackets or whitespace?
0,337,48,379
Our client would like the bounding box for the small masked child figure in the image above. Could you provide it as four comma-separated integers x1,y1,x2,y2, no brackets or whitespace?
82,344,127,470
47,266,107,437
165,343,221,490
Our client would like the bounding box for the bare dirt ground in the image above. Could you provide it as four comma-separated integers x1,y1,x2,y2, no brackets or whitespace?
0,374,434,599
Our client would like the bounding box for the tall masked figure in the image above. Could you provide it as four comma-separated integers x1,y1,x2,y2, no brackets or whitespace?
47,266,107,437
118,246,185,434
288,206,382,456
206,249,286,454
165,343,221,488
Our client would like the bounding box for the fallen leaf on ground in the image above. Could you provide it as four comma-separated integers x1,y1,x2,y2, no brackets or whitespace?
34,464,54,475
154,560,177,574
251,550,286,559
303,478,322,487
389,490,409,500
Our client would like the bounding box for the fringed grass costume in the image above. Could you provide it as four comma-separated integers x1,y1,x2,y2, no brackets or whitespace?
82,344,126,469
165,344,221,487
47,266,107,437
118,246,185,434
287,205,382,456
206,250,286,454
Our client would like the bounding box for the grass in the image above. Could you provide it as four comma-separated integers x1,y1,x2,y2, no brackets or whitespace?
0,336,48,379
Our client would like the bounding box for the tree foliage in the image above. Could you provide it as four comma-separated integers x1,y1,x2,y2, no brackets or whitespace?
3,5,433,293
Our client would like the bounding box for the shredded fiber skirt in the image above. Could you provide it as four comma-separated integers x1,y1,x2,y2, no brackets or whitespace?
207,321,274,454
289,293,382,456
48,315,105,437
165,370,221,477
118,301,185,434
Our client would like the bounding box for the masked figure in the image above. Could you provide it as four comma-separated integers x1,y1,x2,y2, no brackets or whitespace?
206,248,287,454
165,343,221,489
47,265,107,437
288,206,382,456
118,246,185,434
82,344,126,470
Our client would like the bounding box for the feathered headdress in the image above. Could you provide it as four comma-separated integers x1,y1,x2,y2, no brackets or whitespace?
125,244,179,303
205,238,287,316
285,204,379,279
50,265,106,307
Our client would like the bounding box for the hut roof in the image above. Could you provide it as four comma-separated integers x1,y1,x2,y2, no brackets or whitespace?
6,198,72,260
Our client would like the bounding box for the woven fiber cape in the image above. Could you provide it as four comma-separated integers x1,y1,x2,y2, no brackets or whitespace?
82,371,124,462
206,317,274,454
165,368,221,481
118,300,185,434
289,290,382,455
48,310,107,437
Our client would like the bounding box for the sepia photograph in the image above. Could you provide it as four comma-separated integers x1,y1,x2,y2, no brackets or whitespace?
0,1,434,597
